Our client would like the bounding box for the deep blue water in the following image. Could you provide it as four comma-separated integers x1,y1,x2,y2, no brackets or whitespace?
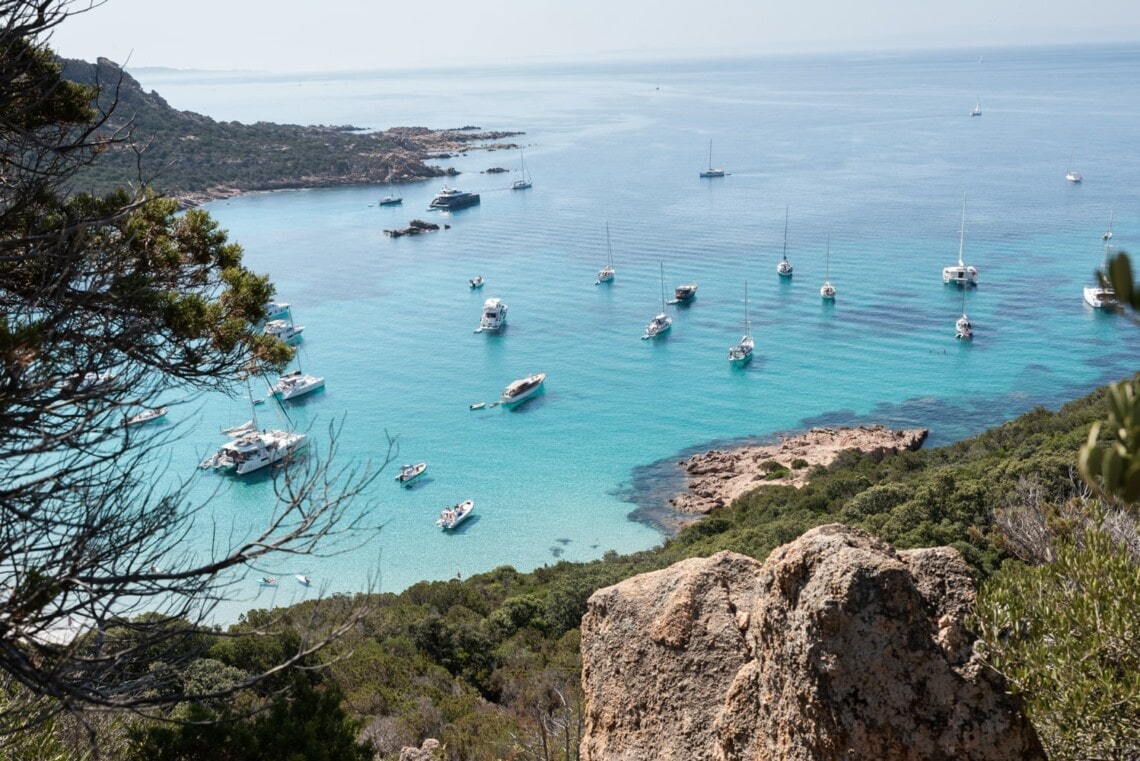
134,45,1140,620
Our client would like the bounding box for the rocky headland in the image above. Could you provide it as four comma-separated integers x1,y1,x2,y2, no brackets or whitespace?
579,524,1045,760
60,57,524,207
671,425,929,514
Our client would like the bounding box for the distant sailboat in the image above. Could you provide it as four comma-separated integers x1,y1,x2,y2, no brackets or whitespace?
699,140,725,178
727,282,754,365
1066,152,1082,183
776,207,793,277
970,97,982,117
378,176,402,206
643,263,673,339
820,236,836,300
511,150,532,190
596,223,615,284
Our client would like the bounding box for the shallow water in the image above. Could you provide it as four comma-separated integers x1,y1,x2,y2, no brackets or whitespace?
134,45,1140,619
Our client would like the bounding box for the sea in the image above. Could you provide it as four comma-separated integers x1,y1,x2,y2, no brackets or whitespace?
132,44,1140,621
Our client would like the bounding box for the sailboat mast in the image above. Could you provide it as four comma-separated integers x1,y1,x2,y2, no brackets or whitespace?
246,375,259,431
958,194,967,267
825,235,831,279
708,140,713,171
660,262,666,311
782,206,789,259
744,280,750,336
606,222,613,267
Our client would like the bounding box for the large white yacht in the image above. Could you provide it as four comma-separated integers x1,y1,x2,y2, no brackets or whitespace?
200,428,307,475
942,195,979,287
500,372,546,406
475,298,508,332
430,186,481,209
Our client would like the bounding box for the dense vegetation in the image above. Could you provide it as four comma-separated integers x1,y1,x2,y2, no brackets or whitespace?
93,382,1133,760
59,57,521,203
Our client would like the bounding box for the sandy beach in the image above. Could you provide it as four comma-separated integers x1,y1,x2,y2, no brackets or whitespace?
671,425,929,514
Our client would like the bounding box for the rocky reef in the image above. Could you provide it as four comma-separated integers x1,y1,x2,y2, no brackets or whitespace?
579,524,1044,760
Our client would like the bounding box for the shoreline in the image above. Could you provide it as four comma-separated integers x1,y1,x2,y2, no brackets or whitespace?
669,425,929,515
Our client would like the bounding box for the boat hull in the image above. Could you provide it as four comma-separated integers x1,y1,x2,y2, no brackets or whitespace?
437,499,474,530
430,192,481,209
1084,286,1116,309
500,373,546,405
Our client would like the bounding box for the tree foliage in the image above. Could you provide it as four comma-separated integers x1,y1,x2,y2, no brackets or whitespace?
0,0,381,740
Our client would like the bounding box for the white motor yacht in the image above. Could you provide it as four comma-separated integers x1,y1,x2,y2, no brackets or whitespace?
125,406,168,426
500,372,546,406
475,298,508,332
436,499,474,530
271,370,325,401
673,283,698,303
263,319,304,344
395,462,427,485
263,301,291,320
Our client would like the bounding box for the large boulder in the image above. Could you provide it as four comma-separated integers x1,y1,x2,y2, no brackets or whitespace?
579,524,1045,760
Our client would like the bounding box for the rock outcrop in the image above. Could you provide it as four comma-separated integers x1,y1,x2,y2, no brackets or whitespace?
673,426,929,514
580,524,1045,760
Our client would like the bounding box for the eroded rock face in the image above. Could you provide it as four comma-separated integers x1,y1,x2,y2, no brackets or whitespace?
580,524,1045,761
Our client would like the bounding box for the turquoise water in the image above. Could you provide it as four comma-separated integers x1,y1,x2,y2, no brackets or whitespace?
137,46,1140,620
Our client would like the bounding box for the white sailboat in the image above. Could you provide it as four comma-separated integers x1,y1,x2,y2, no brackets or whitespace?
643,263,673,339
970,98,982,117
1084,212,1117,309
955,289,973,339
942,194,978,287
699,140,725,178
1066,152,1082,183
820,235,836,300
511,150,532,190
378,177,403,206
200,380,307,475
596,223,615,284
727,282,754,365
776,207,793,277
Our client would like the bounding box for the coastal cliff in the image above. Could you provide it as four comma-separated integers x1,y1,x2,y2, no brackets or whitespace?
59,57,523,206
580,524,1045,760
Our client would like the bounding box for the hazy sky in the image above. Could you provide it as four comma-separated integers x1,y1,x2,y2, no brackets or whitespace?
48,0,1140,72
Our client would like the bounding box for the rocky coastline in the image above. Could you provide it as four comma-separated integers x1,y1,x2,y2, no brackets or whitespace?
671,425,929,514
